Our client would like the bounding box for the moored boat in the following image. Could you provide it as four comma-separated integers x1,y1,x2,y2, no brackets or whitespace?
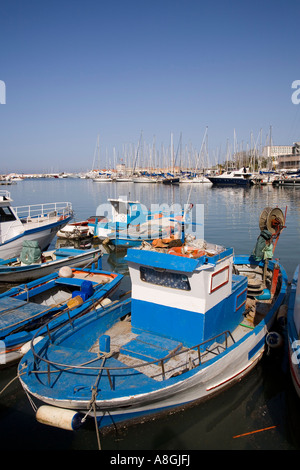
89,197,181,243
287,265,300,398
207,168,253,186
132,176,158,183
18,207,288,433
0,242,102,283
105,217,181,249
0,261,123,366
180,175,211,184
57,220,93,239
272,174,300,187
88,197,151,240
93,177,113,182
0,190,73,260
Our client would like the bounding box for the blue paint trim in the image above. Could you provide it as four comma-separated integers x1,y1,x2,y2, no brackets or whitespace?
126,247,233,273
248,336,265,359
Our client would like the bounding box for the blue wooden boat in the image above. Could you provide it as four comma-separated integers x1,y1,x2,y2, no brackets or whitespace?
0,243,102,283
287,265,300,398
105,217,181,249
0,260,123,365
91,197,186,249
18,216,288,433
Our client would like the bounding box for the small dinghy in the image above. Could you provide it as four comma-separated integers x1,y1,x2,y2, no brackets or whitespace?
18,207,288,432
0,261,123,366
57,220,94,239
0,241,102,283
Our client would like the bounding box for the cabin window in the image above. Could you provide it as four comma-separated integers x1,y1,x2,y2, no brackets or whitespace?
0,206,16,222
140,266,191,290
210,265,229,293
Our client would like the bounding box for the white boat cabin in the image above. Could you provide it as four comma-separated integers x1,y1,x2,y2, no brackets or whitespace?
91,197,162,238
126,245,248,347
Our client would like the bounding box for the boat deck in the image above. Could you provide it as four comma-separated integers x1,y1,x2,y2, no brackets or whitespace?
88,316,238,382
23,262,281,400
0,296,46,335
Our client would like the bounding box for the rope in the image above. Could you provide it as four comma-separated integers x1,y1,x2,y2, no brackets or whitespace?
0,363,38,414
91,388,102,450
0,298,72,333
1,362,103,450
0,373,21,396
17,363,38,412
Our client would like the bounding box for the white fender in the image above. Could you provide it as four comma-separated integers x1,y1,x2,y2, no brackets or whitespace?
36,405,82,431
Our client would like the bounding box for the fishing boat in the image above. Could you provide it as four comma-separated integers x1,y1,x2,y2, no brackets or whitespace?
18,207,288,433
287,264,300,398
105,217,180,249
0,260,123,366
0,190,73,260
207,168,253,186
0,242,102,283
252,171,279,186
89,197,165,240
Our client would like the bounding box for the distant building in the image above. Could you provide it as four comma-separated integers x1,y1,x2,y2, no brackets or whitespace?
277,142,300,169
262,145,293,159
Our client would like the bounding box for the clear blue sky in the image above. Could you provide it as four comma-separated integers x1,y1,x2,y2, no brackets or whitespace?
1,0,299,173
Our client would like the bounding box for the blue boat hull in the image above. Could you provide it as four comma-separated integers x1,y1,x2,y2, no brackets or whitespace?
208,177,251,186
0,247,102,283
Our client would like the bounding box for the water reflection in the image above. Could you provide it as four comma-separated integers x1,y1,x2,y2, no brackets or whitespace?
1,178,300,450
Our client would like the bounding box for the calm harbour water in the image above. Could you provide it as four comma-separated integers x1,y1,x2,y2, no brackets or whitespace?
1,178,300,451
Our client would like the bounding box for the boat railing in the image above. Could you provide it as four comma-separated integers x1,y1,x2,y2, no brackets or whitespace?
1,219,25,243
28,305,235,387
13,201,73,223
